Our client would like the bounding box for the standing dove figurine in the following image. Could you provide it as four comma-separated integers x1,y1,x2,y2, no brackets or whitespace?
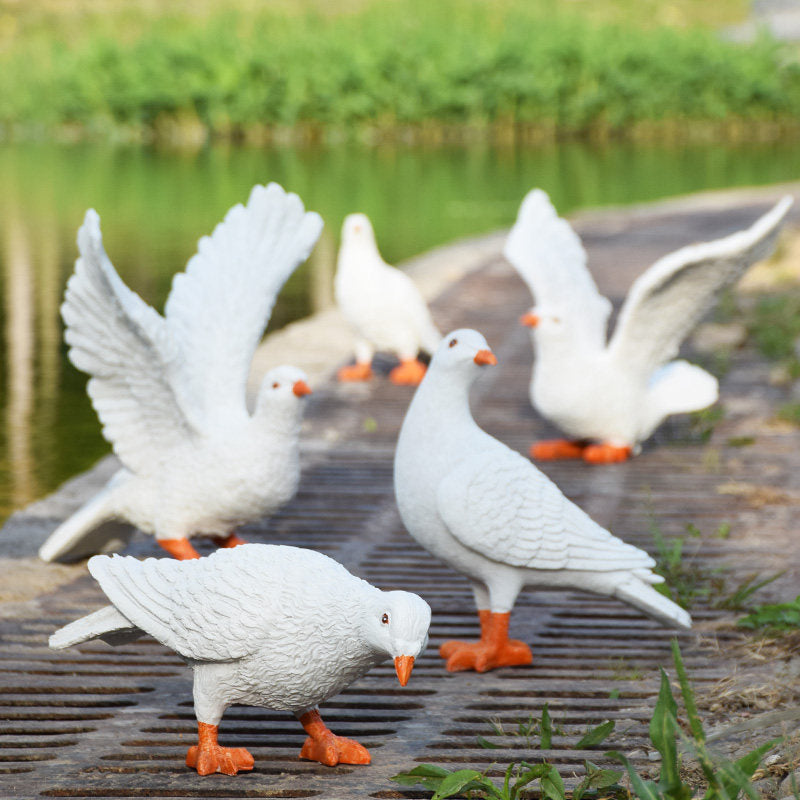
38,183,322,562
394,329,690,673
335,213,441,385
50,543,431,775
504,189,793,463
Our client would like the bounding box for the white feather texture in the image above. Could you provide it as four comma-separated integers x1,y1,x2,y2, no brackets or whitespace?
335,213,441,363
39,184,322,562
503,190,793,451
394,329,691,630
50,544,431,720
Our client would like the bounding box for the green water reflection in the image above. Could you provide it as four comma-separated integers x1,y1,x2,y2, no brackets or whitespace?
1,139,798,519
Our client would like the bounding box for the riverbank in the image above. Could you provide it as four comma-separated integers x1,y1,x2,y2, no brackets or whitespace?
1,0,797,145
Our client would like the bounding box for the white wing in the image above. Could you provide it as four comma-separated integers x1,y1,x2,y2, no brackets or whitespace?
164,183,323,423
62,210,196,475
504,189,611,342
608,196,793,379
87,547,278,661
437,447,655,573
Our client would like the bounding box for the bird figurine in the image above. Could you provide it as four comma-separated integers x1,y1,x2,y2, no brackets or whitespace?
394,328,691,674
335,213,441,385
504,189,793,463
49,543,431,775
38,183,322,562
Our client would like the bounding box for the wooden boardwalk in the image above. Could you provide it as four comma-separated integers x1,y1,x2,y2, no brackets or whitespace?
1,188,798,798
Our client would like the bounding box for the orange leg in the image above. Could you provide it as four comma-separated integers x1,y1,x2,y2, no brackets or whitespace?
389,358,427,386
530,439,586,460
298,708,370,766
213,533,247,549
439,611,532,673
159,538,201,560
582,443,632,464
337,361,374,382
186,721,254,776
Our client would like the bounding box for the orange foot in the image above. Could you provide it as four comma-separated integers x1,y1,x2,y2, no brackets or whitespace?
439,611,532,673
298,708,370,766
186,722,254,776
389,358,427,386
159,538,200,560
530,439,585,460
338,362,374,382
214,533,247,549
582,443,632,464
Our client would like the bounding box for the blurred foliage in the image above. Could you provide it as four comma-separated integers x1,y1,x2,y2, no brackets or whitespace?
0,0,794,141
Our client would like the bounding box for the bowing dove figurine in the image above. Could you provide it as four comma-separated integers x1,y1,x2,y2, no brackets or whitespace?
335,213,441,385
394,329,690,673
50,543,431,775
38,183,322,562
504,189,793,463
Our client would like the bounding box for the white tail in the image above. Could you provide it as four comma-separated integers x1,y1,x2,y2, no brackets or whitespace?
38,484,130,562
614,577,692,629
50,605,137,649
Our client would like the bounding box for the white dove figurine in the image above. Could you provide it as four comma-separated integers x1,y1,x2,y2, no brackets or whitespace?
50,543,431,775
394,329,690,674
38,184,322,562
334,213,441,385
504,189,793,463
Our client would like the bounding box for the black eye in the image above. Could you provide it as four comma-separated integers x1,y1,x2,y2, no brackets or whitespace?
381,613,389,625
448,338,458,348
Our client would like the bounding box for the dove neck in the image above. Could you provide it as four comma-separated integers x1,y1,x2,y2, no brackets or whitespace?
412,369,479,438
252,401,302,440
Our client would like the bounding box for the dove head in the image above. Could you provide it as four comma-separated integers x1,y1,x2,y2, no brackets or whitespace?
363,590,431,687
520,306,567,338
254,365,312,423
426,328,497,388
342,213,377,249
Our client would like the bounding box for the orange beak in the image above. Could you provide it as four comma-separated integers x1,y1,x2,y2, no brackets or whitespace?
520,312,539,328
474,349,498,366
292,380,312,397
394,655,415,687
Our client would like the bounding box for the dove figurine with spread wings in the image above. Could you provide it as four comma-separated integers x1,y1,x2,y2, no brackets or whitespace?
394,329,690,674
504,190,793,463
38,184,322,562
50,544,431,774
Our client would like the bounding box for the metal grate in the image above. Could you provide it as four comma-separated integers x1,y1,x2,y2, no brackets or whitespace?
2,198,797,798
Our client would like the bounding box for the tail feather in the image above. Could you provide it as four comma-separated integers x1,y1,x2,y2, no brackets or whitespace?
614,577,692,629
49,605,140,649
642,359,718,439
38,484,132,563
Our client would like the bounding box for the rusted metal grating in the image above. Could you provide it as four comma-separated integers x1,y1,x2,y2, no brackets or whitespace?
2,198,798,798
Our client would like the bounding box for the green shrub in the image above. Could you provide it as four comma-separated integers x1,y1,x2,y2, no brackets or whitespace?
1,0,798,139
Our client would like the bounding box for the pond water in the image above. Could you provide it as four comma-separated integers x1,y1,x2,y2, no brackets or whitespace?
1,138,799,521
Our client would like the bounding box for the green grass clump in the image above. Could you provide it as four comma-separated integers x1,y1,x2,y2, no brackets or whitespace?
392,641,777,800
738,595,800,633
0,0,798,141
748,294,800,362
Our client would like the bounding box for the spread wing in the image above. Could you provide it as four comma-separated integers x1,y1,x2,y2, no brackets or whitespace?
608,196,793,380
87,549,281,661
437,447,655,573
164,183,323,424
504,189,611,344
61,210,196,475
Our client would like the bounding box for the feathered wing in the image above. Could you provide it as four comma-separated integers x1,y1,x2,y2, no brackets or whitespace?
608,196,793,381
504,189,611,343
87,547,284,662
436,447,655,574
62,211,197,474
164,183,323,423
